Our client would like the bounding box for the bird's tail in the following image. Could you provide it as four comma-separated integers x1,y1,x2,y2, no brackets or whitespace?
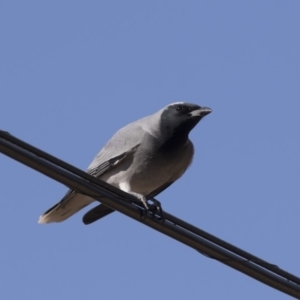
38,191,94,224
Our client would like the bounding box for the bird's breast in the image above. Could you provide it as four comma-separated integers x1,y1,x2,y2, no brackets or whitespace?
125,140,194,194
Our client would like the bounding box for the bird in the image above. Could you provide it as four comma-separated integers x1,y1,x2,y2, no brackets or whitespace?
38,102,212,225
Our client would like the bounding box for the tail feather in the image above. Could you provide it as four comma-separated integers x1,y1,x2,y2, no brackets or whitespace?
82,204,115,225
38,191,94,224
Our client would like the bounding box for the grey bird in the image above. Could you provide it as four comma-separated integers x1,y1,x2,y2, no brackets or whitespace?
38,102,212,224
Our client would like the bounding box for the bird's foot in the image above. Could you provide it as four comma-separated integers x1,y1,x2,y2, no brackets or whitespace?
129,193,164,221
147,197,164,221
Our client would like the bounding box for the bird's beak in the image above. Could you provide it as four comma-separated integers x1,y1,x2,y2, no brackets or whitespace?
190,107,212,118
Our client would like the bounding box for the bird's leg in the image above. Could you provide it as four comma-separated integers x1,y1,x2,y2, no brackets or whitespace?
128,192,149,210
119,183,149,210
119,183,162,217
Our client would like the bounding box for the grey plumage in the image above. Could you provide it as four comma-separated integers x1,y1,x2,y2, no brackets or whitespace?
38,102,212,224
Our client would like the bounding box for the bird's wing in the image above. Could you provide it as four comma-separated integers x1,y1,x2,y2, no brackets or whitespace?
86,121,146,172
82,181,175,225
38,150,136,224
39,124,146,224
87,152,127,177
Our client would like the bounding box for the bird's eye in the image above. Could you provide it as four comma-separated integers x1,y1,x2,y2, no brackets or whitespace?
176,105,183,111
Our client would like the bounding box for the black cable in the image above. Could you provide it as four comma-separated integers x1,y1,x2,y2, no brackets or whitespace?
1,130,300,298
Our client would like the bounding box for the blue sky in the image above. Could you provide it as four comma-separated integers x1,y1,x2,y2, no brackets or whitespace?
1,1,300,299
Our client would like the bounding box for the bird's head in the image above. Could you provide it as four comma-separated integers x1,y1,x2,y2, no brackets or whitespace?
159,102,212,143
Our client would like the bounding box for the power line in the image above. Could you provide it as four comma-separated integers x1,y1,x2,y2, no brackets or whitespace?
1,129,300,298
